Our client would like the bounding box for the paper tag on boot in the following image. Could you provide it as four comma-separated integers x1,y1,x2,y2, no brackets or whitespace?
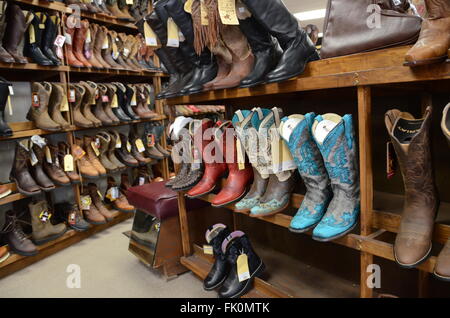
39,210,52,223
29,25,36,44
72,144,85,159
236,138,245,170
144,22,158,47
126,0,133,4
60,98,69,112
102,37,109,49
80,195,92,210
116,138,122,149
146,134,155,147
54,34,66,47
64,33,72,45
135,139,146,153
237,253,250,282
126,141,132,152
111,94,118,108
203,245,213,255
106,187,119,201
91,141,100,156
184,0,193,13
139,177,145,185
45,146,52,163
68,89,76,103
85,30,91,44
7,96,12,116
167,18,180,48
32,93,40,107
30,149,38,166
200,0,209,25
218,0,239,25
64,154,74,172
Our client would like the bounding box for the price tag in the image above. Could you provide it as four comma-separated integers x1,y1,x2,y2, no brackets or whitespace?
8,85,14,96
54,34,66,47
200,0,209,25
184,0,193,13
85,29,91,44
146,134,155,147
60,98,69,112
39,23,45,29
102,37,109,49
167,18,179,48
237,254,250,282
106,187,119,201
45,146,52,163
236,138,245,170
64,154,74,172
39,210,52,223
116,138,122,149
102,95,109,103
68,212,76,225
203,245,213,255
126,0,133,4
144,22,158,47
135,139,146,153
30,149,38,166
97,190,103,199
139,177,145,185
7,96,12,116
130,91,137,106
111,40,118,59
126,141,132,152
80,195,92,210
111,94,118,108
32,93,40,107
64,32,72,45
218,0,239,25
91,141,100,156
56,46,64,60
29,25,36,44
69,89,76,103
72,144,85,159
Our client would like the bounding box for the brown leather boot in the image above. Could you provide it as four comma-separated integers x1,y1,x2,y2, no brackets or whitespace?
212,26,254,90
435,238,450,281
118,0,135,22
115,34,132,70
84,135,107,176
108,131,127,170
63,15,84,67
96,132,117,172
79,81,102,127
94,84,114,125
48,83,71,130
120,34,140,71
4,5,33,64
73,137,99,179
43,143,71,186
385,106,439,268
2,209,38,256
107,0,132,20
30,142,56,191
120,172,132,192
57,142,81,184
101,30,124,70
27,82,61,131
129,130,152,165
10,141,42,196
405,0,450,66
116,133,139,167
88,183,114,221
204,54,231,91
102,84,120,124
93,25,112,69
30,200,67,245
86,23,104,68
71,84,95,128
105,176,135,212
80,189,106,225
0,1,14,63
134,85,154,119
73,19,93,68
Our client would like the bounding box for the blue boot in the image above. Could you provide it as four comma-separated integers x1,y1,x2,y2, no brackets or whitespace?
279,113,332,233
311,114,360,241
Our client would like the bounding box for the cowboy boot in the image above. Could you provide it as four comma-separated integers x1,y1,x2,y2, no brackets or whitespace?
23,12,53,65
203,56,231,91
71,84,95,128
94,84,114,125
1,210,38,256
123,84,140,120
4,5,33,64
211,121,253,207
105,176,135,212
129,130,152,165
54,202,90,232
241,0,320,83
115,33,132,70
30,141,56,191
84,135,107,176
94,25,112,68
101,30,123,70
280,113,332,233
442,103,450,144
0,1,14,63
73,19,93,68
385,107,438,267
41,13,61,65
120,172,132,192
73,137,99,179
118,0,135,21
232,108,270,212
102,84,120,124
96,132,118,172
134,85,155,119
79,81,102,127
107,131,126,171
57,142,81,184
63,15,84,67
0,78,13,136
133,165,153,186
218,231,265,298
86,23,104,68
88,183,114,221
27,82,61,131
143,122,166,160
405,0,450,66
10,141,41,196
30,200,67,245
112,82,133,122
107,0,131,20
48,83,71,129
203,224,231,290
212,26,255,90
116,133,139,167
80,189,106,225
187,121,228,198
44,142,71,186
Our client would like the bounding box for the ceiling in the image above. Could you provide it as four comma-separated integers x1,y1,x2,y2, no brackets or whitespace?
283,0,328,32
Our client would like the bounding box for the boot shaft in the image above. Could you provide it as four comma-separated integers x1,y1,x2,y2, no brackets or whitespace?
425,0,450,19
31,82,52,113
4,4,31,50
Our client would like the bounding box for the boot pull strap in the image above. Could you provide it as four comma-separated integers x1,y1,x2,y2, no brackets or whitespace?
272,108,281,126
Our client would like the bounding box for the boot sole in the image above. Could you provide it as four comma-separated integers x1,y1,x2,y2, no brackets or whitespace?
312,221,358,242
69,224,90,232
8,245,38,257
11,179,42,196
0,131,13,137
265,51,320,84
403,55,447,67
0,189,12,199
433,271,450,282
239,79,266,89
249,201,290,218
203,274,227,291
393,243,432,269
52,180,71,187
289,221,320,234
81,174,100,180
33,228,68,245
220,260,266,299
114,206,136,213
0,252,10,263
40,186,56,192
86,219,107,225
211,190,247,208
185,185,217,199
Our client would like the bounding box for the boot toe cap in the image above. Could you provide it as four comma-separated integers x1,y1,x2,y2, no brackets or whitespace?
394,238,432,267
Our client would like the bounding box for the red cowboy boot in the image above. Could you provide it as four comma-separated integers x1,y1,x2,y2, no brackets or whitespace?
186,120,228,198
211,121,253,207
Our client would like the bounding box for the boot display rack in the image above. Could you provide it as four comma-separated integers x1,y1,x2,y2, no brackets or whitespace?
0,0,171,279
167,46,450,298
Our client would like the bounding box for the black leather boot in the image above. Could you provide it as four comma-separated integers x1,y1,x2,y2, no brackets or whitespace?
203,225,231,290
112,83,133,122
239,15,282,88
0,78,13,137
24,12,54,66
123,84,140,120
218,231,265,298
41,13,61,66
164,0,218,96
242,0,320,83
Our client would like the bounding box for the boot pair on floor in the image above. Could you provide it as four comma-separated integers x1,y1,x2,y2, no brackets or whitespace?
0,4,61,65
203,224,264,298
385,103,450,281
10,138,79,196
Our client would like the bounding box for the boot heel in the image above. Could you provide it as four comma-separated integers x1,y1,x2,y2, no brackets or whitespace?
308,51,320,62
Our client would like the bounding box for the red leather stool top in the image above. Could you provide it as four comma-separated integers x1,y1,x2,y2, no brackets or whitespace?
126,181,208,220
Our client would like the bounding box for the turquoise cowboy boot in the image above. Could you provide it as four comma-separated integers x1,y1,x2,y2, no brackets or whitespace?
311,114,360,241
279,113,332,233
250,108,297,217
232,108,271,212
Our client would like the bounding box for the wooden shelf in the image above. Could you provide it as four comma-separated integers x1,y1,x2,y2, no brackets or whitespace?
68,66,166,77
12,0,72,13
0,62,69,72
166,46,450,105
79,11,138,30
0,210,133,279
